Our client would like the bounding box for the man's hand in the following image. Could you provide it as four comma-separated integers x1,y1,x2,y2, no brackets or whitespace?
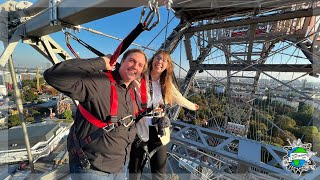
102,54,117,70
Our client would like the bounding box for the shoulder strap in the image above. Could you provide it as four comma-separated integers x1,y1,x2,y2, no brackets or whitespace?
130,88,139,116
105,71,119,122
140,76,147,110
148,74,154,110
148,74,166,108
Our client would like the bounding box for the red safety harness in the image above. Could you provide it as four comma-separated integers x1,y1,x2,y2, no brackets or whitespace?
78,71,138,128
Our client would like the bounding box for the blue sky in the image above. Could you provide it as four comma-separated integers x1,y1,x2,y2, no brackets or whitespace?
1,0,319,83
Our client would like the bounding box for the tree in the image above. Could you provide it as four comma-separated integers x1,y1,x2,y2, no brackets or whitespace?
291,103,314,126
25,117,34,123
300,126,319,144
198,111,205,119
312,132,320,154
46,88,58,96
8,114,20,128
192,118,201,126
272,137,284,146
178,108,185,120
21,79,36,89
24,89,38,102
274,115,296,130
63,109,73,122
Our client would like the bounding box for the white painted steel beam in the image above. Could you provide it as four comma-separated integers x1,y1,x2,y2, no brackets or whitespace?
191,64,317,73
16,0,149,38
186,8,320,33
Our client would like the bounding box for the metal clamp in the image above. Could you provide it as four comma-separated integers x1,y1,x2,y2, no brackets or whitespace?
119,115,134,127
79,156,91,169
139,0,160,31
49,0,60,26
103,123,115,132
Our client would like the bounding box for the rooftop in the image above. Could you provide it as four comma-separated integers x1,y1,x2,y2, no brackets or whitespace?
0,122,60,151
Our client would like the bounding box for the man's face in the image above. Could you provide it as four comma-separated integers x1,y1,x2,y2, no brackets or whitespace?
119,52,146,85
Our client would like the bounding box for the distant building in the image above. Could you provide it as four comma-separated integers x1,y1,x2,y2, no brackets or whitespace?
0,70,18,85
20,73,36,81
215,85,225,94
0,85,7,96
0,115,6,125
0,122,69,164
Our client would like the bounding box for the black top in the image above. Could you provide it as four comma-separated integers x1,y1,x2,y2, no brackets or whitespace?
44,58,137,173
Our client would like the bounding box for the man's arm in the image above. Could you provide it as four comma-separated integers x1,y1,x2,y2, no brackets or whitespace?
44,57,108,102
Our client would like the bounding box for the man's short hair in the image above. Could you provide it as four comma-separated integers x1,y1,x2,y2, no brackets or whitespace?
121,49,148,72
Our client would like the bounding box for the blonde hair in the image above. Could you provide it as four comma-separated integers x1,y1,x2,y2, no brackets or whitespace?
148,50,175,105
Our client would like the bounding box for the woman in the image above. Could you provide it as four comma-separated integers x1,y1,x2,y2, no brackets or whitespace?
129,50,199,180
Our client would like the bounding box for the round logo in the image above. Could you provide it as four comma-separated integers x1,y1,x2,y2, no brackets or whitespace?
282,139,317,176
288,147,307,168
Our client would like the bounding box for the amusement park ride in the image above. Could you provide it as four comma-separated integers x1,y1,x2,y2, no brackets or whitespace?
1,0,320,179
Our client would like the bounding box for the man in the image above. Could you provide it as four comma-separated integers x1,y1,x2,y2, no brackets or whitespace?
44,49,147,179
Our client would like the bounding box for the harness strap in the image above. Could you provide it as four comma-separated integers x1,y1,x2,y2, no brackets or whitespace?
105,71,119,121
130,88,139,116
140,76,147,110
78,104,113,128
110,23,145,64
140,141,164,161
71,131,91,169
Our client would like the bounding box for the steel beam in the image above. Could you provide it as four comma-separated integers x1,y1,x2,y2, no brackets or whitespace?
246,24,257,62
186,8,320,33
159,20,191,53
15,0,148,38
23,35,72,64
0,27,23,67
8,55,35,172
191,64,317,73
206,33,304,45
16,0,49,17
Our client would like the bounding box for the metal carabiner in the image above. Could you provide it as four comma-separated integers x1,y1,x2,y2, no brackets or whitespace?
139,1,160,31
148,0,157,11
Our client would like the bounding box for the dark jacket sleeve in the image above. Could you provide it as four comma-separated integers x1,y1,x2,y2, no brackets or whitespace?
43,57,106,102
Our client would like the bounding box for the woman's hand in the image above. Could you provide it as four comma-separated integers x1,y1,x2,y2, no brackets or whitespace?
102,54,117,70
195,104,199,111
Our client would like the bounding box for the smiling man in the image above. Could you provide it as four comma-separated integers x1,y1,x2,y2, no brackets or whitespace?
44,49,147,179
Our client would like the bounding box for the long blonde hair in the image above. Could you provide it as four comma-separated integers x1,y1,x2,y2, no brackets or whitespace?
148,50,174,105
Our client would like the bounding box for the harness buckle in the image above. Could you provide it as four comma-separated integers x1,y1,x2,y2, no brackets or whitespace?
103,123,115,132
119,115,135,128
79,156,91,169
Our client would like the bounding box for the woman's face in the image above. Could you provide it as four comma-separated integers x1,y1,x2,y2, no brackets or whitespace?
152,53,169,74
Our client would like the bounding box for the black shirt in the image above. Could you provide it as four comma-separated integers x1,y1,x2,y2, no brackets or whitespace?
44,58,137,173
